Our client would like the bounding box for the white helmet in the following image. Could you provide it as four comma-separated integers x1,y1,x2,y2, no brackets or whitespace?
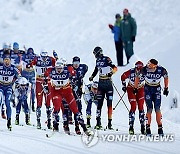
91,81,98,89
55,59,64,68
40,50,48,57
18,77,28,85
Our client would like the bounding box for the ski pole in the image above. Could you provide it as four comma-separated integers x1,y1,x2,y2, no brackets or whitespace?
112,82,129,112
113,92,126,110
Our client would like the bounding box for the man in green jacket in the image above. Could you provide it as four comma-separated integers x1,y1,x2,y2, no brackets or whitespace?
120,8,137,64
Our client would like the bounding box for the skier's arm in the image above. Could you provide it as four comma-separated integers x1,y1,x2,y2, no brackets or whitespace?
67,65,76,76
29,57,37,67
121,69,131,89
51,57,56,67
107,57,118,74
162,68,169,88
121,70,130,81
89,66,98,81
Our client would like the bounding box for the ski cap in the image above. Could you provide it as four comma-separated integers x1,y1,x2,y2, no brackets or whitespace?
93,46,103,58
135,61,144,70
13,42,19,50
115,13,121,19
73,56,80,63
149,59,158,65
27,48,34,54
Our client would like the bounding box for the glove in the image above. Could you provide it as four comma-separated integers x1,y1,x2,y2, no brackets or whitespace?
131,36,135,42
73,85,78,92
133,88,138,95
122,86,127,93
53,50,58,60
163,87,169,96
121,81,126,92
26,64,31,68
43,84,49,94
44,78,48,84
107,72,113,77
89,76,93,81
108,24,113,30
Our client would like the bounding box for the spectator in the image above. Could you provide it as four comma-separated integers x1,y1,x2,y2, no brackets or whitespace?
109,13,123,66
120,8,137,64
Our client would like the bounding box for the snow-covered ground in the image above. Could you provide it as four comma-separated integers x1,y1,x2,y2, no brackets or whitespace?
0,0,180,153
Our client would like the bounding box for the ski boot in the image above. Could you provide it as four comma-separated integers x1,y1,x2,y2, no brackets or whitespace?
75,124,81,135
158,125,164,136
107,119,113,130
146,124,151,136
1,110,6,119
15,114,19,125
25,114,31,125
47,119,52,129
53,121,59,132
7,119,12,131
94,117,102,130
63,124,70,135
141,124,145,135
37,119,41,129
86,117,91,128
129,126,134,135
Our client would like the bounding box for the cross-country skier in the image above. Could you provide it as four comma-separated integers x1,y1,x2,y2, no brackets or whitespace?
83,81,98,128
66,56,88,134
22,47,36,112
28,50,56,129
89,46,117,130
0,43,12,119
44,59,90,136
0,52,21,130
121,61,145,134
10,42,25,107
134,59,169,136
14,77,31,125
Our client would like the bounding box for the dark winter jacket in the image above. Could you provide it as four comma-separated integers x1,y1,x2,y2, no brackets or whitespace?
120,13,137,42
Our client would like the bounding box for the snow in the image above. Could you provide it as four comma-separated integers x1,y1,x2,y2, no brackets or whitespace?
0,0,180,154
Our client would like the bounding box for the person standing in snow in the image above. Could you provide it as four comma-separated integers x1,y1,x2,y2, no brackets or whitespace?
108,13,123,66
120,8,137,64
121,61,145,135
134,59,169,136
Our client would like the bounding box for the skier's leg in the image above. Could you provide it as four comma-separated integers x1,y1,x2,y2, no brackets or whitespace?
154,86,163,135
95,88,105,129
51,87,61,131
36,81,43,128
127,86,136,134
5,87,13,130
144,86,153,135
106,85,113,129
15,99,21,125
137,87,145,134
